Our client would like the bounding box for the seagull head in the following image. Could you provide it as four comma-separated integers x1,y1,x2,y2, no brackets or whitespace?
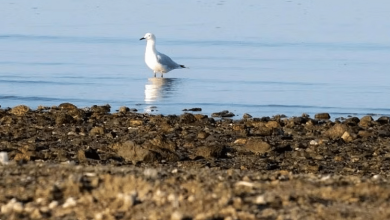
140,33,156,41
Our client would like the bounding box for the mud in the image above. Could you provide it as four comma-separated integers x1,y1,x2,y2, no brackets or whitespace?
1,104,390,219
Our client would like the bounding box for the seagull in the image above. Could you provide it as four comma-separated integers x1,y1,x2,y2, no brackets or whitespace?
140,33,186,78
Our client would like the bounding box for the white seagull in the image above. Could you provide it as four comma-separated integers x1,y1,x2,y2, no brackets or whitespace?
140,33,186,78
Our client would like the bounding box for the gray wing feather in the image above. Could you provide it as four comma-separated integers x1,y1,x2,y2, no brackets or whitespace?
157,52,180,70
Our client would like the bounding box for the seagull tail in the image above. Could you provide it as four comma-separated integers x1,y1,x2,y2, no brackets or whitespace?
180,65,188,69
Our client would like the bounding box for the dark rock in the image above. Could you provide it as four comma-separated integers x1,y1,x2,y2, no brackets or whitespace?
91,104,111,114
378,130,390,137
180,113,197,124
58,103,77,111
194,145,225,159
183,108,202,112
315,113,330,120
55,113,74,125
292,117,308,125
377,116,390,124
344,117,360,126
211,110,235,118
84,148,100,160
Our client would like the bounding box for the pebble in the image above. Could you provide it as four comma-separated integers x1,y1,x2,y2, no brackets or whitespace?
0,152,9,165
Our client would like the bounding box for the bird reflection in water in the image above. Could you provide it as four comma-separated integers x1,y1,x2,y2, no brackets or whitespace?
144,78,178,104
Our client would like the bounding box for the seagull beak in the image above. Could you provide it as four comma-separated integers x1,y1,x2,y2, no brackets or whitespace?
140,37,145,40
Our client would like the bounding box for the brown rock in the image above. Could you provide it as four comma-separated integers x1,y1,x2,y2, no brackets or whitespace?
89,127,105,136
244,138,271,154
194,114,208,120
114,141,160,163
77,150,87,163
194,145,225,159
197,131,209,139
358,130,373,138
315,113,330,120
58,103,77,111
250,127,272,136
0,116,13,125
265,121,280,129
10,105,30,116
234,138,247,145
325,124,349,139
129,119,143,127
14,145,32,162
359,115,373,127
341,131,354,143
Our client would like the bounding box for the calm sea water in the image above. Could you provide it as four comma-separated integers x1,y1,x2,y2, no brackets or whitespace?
1,0,390,119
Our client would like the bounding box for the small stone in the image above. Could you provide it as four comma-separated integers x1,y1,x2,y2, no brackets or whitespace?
341,131,354,143
48,201,58,209
62,197,77,208
255,195,266,204
119,106,130,113
197,131,209,139
309,140,319,146
89,127,105,136
30,208,42,219
171,211,184,220
194,145,225,159
315,113,330,120
77,150,87,163
129,119,143,126
243,113,252,119
0,152,9,165
143,168,158,178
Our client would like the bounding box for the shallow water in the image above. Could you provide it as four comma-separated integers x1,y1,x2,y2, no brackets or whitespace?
1,0,390,119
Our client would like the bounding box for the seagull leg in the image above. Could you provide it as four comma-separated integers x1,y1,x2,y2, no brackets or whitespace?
161,73,164,78
154,71,156,77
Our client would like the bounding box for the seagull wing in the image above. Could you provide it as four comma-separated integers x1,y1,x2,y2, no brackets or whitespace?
157,52,180,70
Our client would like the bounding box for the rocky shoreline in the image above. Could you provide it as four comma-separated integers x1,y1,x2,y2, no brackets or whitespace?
1,103,390,219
